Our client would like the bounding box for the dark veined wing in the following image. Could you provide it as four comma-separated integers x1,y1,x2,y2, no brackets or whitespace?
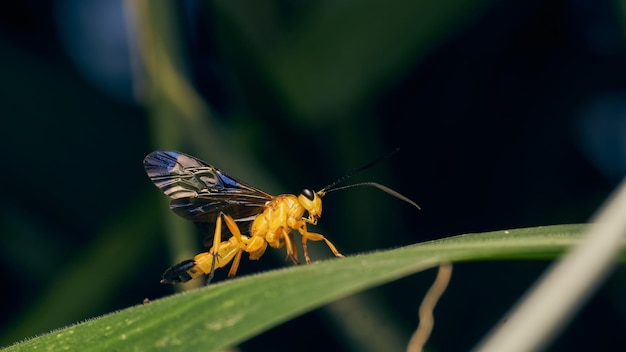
143,151,273,223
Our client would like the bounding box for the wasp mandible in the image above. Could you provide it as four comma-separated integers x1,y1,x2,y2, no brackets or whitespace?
144,150,419,284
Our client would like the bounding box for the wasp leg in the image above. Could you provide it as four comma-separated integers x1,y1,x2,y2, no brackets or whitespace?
284,231,299,265
299,224,344,264
267,228,299,264
227,248,244,278
160,215,226,284
161,214,259,284
204,214,226,283
221,213,249,250
219,212,252,278
221,213,268,273
161,236,244,284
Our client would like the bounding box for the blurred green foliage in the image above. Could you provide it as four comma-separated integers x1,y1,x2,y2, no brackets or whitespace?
1,1,625,351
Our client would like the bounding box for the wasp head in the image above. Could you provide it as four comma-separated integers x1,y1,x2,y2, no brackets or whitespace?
298,188,323,224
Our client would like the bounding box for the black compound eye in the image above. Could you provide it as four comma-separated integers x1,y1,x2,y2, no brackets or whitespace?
301,188,315,201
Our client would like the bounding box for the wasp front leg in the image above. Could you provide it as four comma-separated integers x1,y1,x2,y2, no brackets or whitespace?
265,228,299,265
286,231,299,265
298,223,344,264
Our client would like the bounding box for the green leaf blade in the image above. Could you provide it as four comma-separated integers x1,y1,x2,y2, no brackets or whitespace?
3,224,588,351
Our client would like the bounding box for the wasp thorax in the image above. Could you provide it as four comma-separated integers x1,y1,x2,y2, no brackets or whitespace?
298,188,322,222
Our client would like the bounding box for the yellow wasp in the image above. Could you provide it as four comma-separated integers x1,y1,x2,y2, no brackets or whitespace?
144,150,419,284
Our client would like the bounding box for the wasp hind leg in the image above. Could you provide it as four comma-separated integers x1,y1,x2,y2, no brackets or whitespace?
222,213,271,275
160,214,247,284
195,213,227,285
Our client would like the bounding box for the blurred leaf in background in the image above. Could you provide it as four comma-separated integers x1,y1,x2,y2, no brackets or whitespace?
0,0,625,351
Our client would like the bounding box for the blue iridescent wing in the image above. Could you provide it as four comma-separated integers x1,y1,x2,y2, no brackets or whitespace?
143,151,272,223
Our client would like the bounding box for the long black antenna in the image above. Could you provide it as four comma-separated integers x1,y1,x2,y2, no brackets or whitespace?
324,181,421,210
319,148,400,194
317,148,420,210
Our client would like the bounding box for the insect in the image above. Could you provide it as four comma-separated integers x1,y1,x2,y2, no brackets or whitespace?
144,150,419,284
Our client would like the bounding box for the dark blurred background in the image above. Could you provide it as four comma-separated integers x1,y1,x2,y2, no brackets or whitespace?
1,0,625,351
